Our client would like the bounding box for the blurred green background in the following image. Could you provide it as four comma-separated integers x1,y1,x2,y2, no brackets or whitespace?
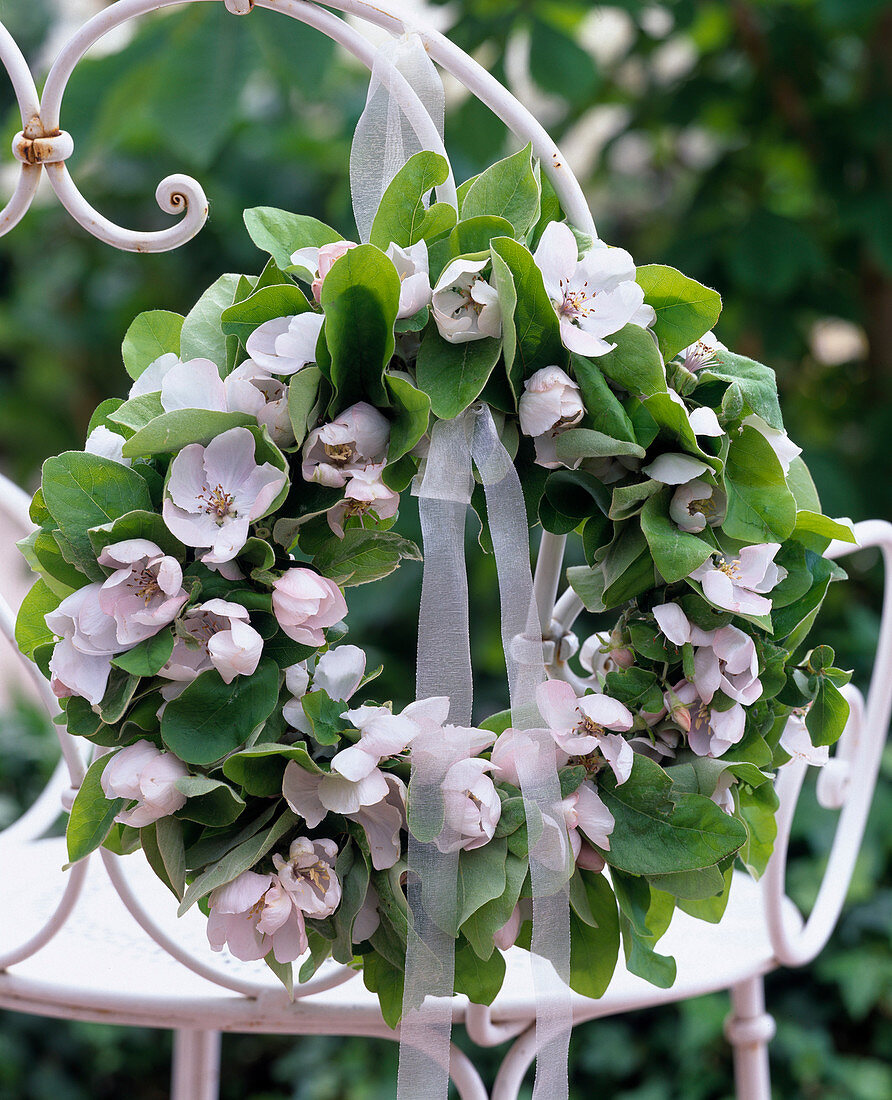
1,0,890,1096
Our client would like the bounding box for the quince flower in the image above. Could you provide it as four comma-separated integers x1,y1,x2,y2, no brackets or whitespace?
563,781,615,854
46,583,124,705
159,599,263,688
207,871,307,964
669,479,726,533
273,837,342,918
518,366,585,469
100,740,188,827
162,427,286,564
780,712,829,767
128,352,179,397
431,257,501,343
679,331,726,373
245,313,325,376
272,569,348,648
292,239,431,319
283,644,366,731
536,678,635,784
533,221,653,357
690,544,787,617
672,680,746,757
97,539,188,646
328,465,399,537
301,402,390,488
291,240,358,302
85,426,130,466
653,603,762,706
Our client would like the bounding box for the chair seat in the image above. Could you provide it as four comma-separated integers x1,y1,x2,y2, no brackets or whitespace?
0,833,803,1035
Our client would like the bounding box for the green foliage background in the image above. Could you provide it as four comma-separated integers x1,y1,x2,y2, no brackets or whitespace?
0,0,889,1095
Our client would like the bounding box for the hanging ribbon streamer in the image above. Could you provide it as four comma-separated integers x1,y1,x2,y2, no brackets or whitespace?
404,405,573,1100
350,32,447,243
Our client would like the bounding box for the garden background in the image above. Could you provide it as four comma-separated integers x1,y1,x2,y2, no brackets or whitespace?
0,0,890,1096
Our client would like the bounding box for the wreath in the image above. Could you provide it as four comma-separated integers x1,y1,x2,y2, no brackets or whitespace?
15,142,854,1023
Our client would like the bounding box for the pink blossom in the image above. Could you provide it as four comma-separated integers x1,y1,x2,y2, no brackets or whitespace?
207,871,307,964
673,681,746,757
159,599,263,687
291,241,358,303
679,331,726,373
493,900,531,951
224,362,294,447
690,544,787,616
272,569,348,647
669,479,726,533
273,837,342,917
128,352,178,397
301,402,390,488
245,312,325,376
162,427,286,564
518,366,585,469
536,679,634,784
100,740,188,827
533,221,654,357
85,425,130,466
438,756,501,853
431,257,501,343
46,583,123,705
328,465,399,537
653,603,762,705
282,765,407,871
97,539,187,646
387,240,432,318
563,781,615,854
780,712,829,767
743,414,802,475
282,645,365,732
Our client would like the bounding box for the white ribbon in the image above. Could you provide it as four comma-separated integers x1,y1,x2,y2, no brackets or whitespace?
403,405,572,1100
350,32,450,243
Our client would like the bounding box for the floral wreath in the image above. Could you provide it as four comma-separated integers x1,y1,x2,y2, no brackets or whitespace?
16,138,854,1026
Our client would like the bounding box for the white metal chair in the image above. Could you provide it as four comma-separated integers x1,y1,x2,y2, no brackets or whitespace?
0,3,890,1098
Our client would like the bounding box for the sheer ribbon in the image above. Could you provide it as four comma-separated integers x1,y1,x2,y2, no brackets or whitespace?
350,32,450,243
402,405,572,1100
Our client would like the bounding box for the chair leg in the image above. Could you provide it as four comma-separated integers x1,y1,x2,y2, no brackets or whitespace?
171,1028,222,1100
724,976,776,1100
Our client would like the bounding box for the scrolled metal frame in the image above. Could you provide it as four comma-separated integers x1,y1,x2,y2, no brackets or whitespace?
0,3,889,1098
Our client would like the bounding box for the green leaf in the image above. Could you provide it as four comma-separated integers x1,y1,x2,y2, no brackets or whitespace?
570,354,638,444
108,392,165,433
287,366,323,447
489,247,518,387
111,630,174,677
313,529,421,587
370,150,456,249
462,852,527,961
456,838,508,928
543,469,611,521
568,871,621,999
598,755,747,875
636,264,722,361
122,310,183,380
448,216,516,263
175,776,246,826
553,428,645,465
88,509,185,562
806,678,850,747
42,452,153,567
180,273,242,366
141,817,186,900
723,425,797,543
641,488,714,583
67,756,123,863
321,245,400,408
178,809,298,914
385,373,431,463
491,236,564,376
15,578,62,658
222,741,322,797
300,690,352,747
461,145,540,237
362,950,404,1029
567,564,607,613
244,207,343,270
121,409,256,459
698,351,783,429
161,659,281,765
647,864,725,900
737,782,780,879
600,524,655,608
678,866,733,923
793,510,856,546
331,842,371,964
597,323,667,396
414,329,503,419
220,283,313,345
453,936,506,1005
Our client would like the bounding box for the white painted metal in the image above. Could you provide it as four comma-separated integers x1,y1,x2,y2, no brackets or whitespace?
0,3,888,1097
